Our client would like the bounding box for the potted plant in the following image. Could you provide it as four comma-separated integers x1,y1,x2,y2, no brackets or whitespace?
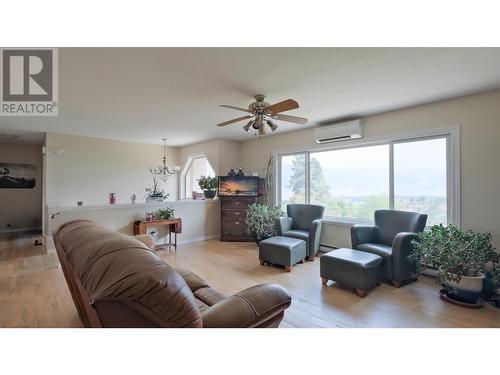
147,177,169,202
246,203,283,243
156,207,175,220
409,224,499,301
197,175,218,199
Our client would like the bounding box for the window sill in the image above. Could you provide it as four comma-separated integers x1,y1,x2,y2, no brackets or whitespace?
322,216,374,227
49,199,218,213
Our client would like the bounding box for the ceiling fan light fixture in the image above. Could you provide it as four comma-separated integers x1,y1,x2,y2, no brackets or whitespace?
243,120,254,132
266,119,278,132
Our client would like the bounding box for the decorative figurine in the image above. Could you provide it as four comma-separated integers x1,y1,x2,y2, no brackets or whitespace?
236,168,244,177
130,194,136,203
227,168,236,176
109,193,116,204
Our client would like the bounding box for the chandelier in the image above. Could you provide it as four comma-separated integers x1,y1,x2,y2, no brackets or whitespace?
150,138,181,179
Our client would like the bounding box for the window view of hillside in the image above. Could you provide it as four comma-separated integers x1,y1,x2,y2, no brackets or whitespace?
280,137,447,225
394,138,447,225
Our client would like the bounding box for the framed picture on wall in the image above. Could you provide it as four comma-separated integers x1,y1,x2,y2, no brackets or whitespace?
0,163,36,189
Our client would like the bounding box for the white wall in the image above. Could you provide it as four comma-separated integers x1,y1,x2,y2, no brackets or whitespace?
45,133,178,207
0,142,43,232
240,90,500,249
44,133,222,245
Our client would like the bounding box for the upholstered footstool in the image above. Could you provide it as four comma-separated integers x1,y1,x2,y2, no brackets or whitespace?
320,248,383,297
259,236,307,272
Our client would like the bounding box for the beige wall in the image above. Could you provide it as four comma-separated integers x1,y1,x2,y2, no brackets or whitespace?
47,200,219,246
45,133,179,207
240,90,500,248
178,138,241,198
178,139,241,176
44,133,221,244
0,142,43,232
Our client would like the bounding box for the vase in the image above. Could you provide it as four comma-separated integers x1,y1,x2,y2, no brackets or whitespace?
147,196,164,203
446,273,485,300
203,190,216,199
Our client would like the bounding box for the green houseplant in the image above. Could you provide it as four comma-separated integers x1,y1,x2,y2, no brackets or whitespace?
246,203,284,242
197,175,218,199
147,177,169,202
409,224,499,299
156,207,175,220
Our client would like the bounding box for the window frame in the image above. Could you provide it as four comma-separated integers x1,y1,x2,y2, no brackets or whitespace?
276,126,460,226
180,153,216,200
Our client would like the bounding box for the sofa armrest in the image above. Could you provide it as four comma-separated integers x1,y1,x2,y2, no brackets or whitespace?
276,217,293,235
201,284,292,328
350,224,378,248
309,219,323,256
392,232,419,282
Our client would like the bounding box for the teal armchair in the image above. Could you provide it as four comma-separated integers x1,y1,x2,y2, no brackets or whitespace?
277,204,325,260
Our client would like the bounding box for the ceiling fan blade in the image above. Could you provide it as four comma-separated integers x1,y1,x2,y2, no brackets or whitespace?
217,115,253,127
266,99,299,114
220,105,253,114
272,113,308,125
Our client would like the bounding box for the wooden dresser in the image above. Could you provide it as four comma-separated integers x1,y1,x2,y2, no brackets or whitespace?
220,196,258,242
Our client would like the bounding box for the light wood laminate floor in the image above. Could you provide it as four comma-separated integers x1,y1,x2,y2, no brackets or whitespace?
1,234,499,328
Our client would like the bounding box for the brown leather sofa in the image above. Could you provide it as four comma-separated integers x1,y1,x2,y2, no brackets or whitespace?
54,220,292,328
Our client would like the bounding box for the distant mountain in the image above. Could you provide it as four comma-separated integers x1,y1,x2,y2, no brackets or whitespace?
0,176,36,189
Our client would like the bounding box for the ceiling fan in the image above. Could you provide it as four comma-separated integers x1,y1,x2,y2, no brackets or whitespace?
217,94,308,136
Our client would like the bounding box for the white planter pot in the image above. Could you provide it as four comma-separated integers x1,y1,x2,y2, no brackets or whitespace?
446,273,485,294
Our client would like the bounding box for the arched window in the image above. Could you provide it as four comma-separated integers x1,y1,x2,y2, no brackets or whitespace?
182,155,216,199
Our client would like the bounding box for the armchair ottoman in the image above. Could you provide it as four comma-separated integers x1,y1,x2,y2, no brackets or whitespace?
320,248,383,297
259,236,307,272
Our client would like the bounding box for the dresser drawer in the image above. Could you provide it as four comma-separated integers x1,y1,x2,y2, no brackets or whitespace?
221,209,246,219
221,218,251,237
221,197,255,210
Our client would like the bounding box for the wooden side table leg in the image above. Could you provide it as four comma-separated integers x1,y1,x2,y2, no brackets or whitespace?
284,265,292,272
321,277,328,285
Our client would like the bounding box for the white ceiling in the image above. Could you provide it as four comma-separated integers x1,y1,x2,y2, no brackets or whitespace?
1,48,500,146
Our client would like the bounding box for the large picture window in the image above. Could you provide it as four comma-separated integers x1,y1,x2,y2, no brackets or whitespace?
278,134,452,226
310,145,389,220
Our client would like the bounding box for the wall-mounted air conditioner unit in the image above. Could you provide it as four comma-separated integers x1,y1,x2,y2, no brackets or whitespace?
314,119,363,144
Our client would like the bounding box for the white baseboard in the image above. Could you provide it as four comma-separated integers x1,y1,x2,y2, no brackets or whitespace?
0,226,42,234
177,234,219,246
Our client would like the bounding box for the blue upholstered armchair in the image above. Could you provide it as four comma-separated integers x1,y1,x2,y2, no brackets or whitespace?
276,204,325,260
351,209,427,287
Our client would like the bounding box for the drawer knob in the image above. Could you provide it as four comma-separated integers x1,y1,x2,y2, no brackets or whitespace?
234,221,240,225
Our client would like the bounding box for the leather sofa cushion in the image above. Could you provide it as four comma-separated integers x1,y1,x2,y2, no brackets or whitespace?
55,220,202,328
282,230,309,242
356,243,393,280
176,268,227,307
